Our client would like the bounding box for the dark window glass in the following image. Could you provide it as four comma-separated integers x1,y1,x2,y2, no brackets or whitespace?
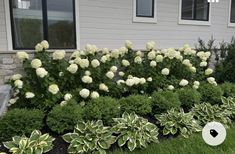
136,0,154,17
182,0,209,21
10,0,76,49
11,0,43,49
231,0,235,23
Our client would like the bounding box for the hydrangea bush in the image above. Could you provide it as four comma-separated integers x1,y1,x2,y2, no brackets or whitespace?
7,40,216,110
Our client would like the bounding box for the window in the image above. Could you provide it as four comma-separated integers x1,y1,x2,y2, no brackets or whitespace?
133,0,157,23
9,0,76,49
230,0,235,23
179,0,211,25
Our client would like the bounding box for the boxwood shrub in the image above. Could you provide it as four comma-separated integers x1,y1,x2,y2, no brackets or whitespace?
177,88,201,109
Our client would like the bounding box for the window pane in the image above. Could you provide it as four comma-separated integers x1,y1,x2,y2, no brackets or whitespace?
231,0,235,23
195,0,209,21
182,0,194,20
136,0,154,17
11,0,43,49
47,0,76,48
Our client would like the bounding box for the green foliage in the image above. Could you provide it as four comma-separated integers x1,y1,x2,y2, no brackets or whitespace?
221,97,235,118
177,88,201,108
151,91,181,114
0,109,44,141
63,120,116,154
84,97,120,125
119,95,152,116
112,112,159,151
47,104,84,134
198,83,223,105
155,108,201,138
220,82,235,97
191,103,231,126
3,130,54,154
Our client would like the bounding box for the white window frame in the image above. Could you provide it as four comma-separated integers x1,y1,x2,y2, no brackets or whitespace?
3,0,80,51
228,0,235,27
178,0,211,26
133,0,157,23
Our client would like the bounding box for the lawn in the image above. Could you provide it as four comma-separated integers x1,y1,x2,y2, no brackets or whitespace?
110,124,235,154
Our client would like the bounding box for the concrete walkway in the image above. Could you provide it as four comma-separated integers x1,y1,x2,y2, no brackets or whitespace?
0,85,11,116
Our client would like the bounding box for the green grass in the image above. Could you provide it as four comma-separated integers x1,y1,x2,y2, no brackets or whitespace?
110,125,235,154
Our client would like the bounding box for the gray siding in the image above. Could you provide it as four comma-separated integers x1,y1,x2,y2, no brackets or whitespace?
79,0,235,49
0,0,7,51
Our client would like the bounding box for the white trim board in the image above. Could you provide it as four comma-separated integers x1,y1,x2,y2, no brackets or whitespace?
228,0,235,27
132,0,157,23
4,0,13,51
178,0,211,26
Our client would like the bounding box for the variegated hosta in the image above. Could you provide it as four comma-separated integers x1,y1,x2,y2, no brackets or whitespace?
155,108,201,138
3,130,54,154
221,97,235,117
112,112,159,151
191,103,232,126
62,120,116,154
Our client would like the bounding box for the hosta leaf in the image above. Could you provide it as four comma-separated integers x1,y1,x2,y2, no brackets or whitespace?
30,130,41,140
35,148,43,154
43,145,53,153
163,128,170,135
62,133,73,143
117,137,126,147
127,140,136,151
12,136,21,144
170,127,177,135
3,141,16,149
98,148,106,154
19,138,28,149
98,140,110,149
39,134,49,142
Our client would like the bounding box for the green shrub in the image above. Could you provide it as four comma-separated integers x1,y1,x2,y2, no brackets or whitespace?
177,88,201,108
112,112,159,151
63,120,116,154
198,83,223,105
0,109,44,141
47,104,84,134
151,91,181,114
220,82,235,97
155,108,201,138
3,130,54,154
191,103,231,126
84,97,120,125
119,95,152,116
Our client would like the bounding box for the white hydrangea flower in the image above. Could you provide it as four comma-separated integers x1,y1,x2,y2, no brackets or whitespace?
91,59,100,68
168,85,174,90
193,81,200,86
193,85,199,89
126,79,135,87
161,68,170,75
134,56,142,64
205,68,213,75
91,91,99,99
60,101,68,106
16,52,29,61
207,77,217,85
110,49,120,58
182,59,192,67
200,61,207,67
156,55,163,62
35,43,43,52
150,61,157,67
139,78,146,84
147,77,152,82
85,44,98,55
179,79,189,86
165,48,177,59
146,41,156,50
59,72,64,77
110,66,118,73
79,89,90,98
102,48,109,54
147,50,156,60
70,51,80,59
122,59,130,67
101,55,108,63
52,50,66,60
125,40,133,49
190,66,196,73
119,71,125,76
64,93,72,101
11,74,22,81
31,59,42,69
41,40,49,49
36,67,48,78
14,80,23,89
8,97,19,105
25,92,35,99
133,77,140,85
82,75,93,83
99,83,109,92
117,80,125,85
48,84,59,95
85,70,91,76
69,60,74,64
106,71,115,79
128,75,133,79
136,51,143,57
78,59,89,68
119,47,128,55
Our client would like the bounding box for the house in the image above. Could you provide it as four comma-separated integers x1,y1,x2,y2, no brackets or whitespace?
0,0,234,83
